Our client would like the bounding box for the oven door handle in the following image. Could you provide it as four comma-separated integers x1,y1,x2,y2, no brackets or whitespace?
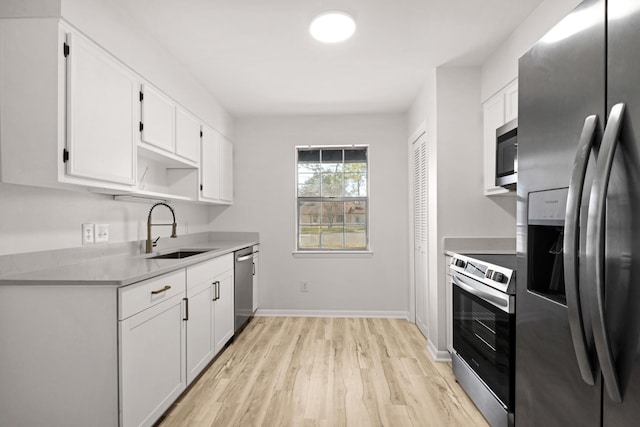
451,272,513,314
564,114,598,386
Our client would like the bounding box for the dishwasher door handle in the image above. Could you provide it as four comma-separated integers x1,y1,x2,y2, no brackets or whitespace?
236,254,253,262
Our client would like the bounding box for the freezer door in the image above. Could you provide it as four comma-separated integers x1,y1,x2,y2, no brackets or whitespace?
515,0,605,425
601,0,640,424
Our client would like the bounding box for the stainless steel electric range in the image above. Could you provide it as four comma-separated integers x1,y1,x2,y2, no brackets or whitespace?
450,252,516,427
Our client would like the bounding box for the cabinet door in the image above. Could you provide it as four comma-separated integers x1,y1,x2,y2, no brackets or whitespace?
201,126,234,203
219,137,234,203
186,282,215,384
119,293,186,427
65,32,136,185
141,84,175,153
504,79,519,123
201,126,221,201
214,268,235,354
252,250,259,312
176,107,200,163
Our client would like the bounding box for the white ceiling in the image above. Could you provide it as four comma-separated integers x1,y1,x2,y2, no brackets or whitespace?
114,0,543,116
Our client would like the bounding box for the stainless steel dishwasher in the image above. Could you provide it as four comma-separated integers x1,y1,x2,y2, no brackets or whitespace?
234,247,254,333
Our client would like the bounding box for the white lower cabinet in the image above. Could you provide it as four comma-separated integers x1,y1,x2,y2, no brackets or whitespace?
0,286,119,427
119,293,187,427
0,253,236,427
252,245,260,313
118,270,187,427
185,254,235,383
185,280,215,384
119,254,235,427
213,260,235,353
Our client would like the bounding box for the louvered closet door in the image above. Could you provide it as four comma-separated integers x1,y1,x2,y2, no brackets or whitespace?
413,134,428,337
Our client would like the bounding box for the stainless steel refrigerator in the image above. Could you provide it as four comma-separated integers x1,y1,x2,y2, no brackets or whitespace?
516,0,640,425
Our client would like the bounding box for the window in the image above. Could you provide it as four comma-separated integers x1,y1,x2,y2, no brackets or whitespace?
296,146,369,251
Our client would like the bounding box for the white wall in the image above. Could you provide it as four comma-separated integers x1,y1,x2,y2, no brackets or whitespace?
480,0,582,101
0,183,210,256
407,69,434,137
208,114,410,316
0,0,231,256
0,0,60,17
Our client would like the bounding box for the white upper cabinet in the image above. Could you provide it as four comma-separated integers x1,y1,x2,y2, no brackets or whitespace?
140,84,176,153
504,79,518,123
139,85,201,166
0,18,231,205
0,19,137,191
65,32,137,186
219,137,234,203
175,107,201,163
483,78,518,196
201,126,221,201
201,125,233,204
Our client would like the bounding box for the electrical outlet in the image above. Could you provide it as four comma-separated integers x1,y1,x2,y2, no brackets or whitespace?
82,223,95,245
301,281,309,292
95,224,109,243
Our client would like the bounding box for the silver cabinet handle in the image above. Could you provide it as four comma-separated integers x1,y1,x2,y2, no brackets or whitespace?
586,102,625,403
564,114,598,385
212,281,220,301
236,254,253,262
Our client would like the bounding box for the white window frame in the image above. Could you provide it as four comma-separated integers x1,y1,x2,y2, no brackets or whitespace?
294,144,371,255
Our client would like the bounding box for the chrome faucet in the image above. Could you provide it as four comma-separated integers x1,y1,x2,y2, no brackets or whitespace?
146,202,178,253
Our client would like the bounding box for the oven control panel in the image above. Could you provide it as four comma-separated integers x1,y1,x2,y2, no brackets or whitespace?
449,253,516,294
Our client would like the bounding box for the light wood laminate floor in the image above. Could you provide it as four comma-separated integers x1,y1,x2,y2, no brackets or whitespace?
158,317,488,427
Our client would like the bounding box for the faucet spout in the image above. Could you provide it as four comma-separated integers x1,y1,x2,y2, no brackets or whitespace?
146,202,178,253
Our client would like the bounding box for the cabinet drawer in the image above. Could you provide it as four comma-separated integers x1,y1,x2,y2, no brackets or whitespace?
186,253,233,290
119,270,186,320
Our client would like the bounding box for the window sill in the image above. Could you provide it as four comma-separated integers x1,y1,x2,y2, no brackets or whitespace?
292,250,374,258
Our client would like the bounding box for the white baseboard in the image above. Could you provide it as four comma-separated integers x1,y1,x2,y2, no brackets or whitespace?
427,339,452,362
254,309,410,321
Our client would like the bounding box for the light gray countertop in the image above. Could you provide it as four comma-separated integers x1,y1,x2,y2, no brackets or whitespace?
0,235,258,288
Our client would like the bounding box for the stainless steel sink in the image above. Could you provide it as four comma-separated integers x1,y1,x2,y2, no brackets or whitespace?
149,249,216,259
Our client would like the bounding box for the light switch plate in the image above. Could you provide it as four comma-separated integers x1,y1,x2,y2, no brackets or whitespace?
82,223,95,245
95,224,109,243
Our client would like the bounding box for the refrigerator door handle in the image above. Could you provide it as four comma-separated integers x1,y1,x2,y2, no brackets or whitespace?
564,114,599,385
586,102,626,403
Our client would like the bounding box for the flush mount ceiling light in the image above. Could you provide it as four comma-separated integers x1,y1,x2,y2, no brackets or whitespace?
309,11,356,43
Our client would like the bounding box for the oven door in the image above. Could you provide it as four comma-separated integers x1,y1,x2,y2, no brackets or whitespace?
452,271,515,409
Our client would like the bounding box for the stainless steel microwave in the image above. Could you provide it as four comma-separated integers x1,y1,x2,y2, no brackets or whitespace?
495,118,517,190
